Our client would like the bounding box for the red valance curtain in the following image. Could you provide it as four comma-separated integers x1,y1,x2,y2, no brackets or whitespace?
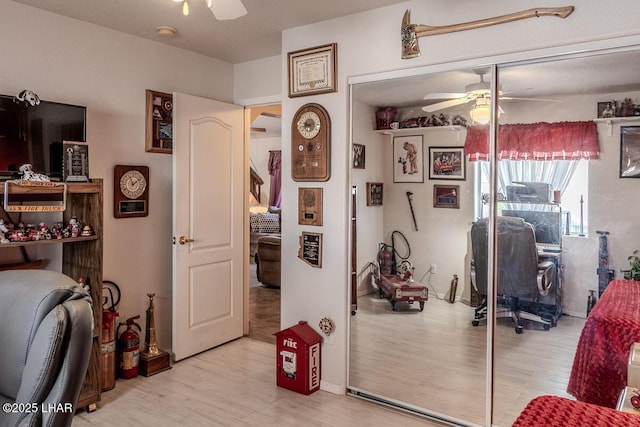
464,121,600,161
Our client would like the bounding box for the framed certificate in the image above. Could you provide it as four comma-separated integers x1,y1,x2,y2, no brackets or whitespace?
288,43,337,98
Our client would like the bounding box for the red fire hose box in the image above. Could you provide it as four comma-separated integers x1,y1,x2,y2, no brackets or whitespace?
274,320,322,395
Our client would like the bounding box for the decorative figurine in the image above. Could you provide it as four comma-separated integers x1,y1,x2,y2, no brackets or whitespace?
18,164,50,182
81,225,94,237
14,89,40,107
0,220,8,244
68,216,81,238
601,101,616,118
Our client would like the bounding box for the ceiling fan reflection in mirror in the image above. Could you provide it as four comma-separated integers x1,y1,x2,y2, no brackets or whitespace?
422,68,557,123
172,0,247,20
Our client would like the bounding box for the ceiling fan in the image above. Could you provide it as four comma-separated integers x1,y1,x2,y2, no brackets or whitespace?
174,0,247,20
421,68,551,114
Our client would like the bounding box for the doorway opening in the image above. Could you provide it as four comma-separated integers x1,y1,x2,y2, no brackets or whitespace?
247,104,282,344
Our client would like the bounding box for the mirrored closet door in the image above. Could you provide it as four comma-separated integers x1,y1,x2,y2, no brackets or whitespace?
349,47,640,426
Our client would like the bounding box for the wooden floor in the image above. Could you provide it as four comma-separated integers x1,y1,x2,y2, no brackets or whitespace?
74,338,443,427
350,292,585,426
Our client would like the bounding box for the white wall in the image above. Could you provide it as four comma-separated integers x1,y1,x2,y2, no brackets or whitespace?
234,55,282,106
281,0,640,393
352,100,385,296
1,0,234,350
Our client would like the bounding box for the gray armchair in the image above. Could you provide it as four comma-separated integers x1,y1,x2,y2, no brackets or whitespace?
0,269,93,427
470,216,557,333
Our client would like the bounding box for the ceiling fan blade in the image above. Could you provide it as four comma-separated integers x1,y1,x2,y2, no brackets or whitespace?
423,92,467,100
209,0,247,20
422,97,472,113
501,96,562,103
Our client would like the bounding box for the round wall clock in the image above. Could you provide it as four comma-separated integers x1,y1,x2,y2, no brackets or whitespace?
291,103,330,181
114,165,150,218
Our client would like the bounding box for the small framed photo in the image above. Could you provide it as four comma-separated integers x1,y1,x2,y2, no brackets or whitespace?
620,126,640,178
288,43,337,98
146,89,173,154
366,182,383,206
353,143,365,169
428,146,465,180
433,185,460,209
597,102,611,118
393,135,424,183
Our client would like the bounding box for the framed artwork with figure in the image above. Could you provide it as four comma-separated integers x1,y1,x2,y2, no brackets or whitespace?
393,135,423,183
428,146,465,180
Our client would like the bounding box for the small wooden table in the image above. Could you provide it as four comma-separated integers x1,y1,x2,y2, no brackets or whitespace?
376,274,428,311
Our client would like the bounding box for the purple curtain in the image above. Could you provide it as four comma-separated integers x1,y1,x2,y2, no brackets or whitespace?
268,150,282,208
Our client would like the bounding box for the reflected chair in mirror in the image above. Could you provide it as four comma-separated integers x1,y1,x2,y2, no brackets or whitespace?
470,216,557,333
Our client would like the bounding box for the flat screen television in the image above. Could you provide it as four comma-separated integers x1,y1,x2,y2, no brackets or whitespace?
0,94,86,179
502,209,562,245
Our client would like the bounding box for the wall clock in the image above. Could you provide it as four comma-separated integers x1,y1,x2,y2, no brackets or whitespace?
114,165,149,218
291,103,331,181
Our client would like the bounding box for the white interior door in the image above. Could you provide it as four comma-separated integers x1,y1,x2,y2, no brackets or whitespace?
172,92,245,361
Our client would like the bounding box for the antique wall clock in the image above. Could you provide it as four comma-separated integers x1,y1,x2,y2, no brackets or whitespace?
114,165,149,218
291,103,331,181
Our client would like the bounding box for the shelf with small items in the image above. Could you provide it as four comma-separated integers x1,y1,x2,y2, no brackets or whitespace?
0,235,98,248
374,125,467,142
594,116,640,136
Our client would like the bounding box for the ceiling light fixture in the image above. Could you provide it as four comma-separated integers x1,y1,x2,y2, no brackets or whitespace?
469,96,502,125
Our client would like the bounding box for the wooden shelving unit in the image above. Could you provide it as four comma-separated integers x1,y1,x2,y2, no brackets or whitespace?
0,179,103,412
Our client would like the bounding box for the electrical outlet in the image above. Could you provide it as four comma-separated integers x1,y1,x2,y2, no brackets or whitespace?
430,263,437,274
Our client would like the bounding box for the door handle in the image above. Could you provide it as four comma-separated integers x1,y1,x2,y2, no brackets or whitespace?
178,236,195,245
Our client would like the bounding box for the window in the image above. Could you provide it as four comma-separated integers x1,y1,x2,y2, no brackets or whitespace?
477,159,588,235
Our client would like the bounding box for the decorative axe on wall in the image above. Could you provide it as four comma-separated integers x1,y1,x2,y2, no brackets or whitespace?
401,6,574,59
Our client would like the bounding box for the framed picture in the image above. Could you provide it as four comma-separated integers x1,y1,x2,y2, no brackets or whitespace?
620,126,640,178
288,43,337,98
353,143,365,169
597,101,611,118
433,185,460,209
366,182,383,206
393,135,424,183
298,187,323,226
428,146,465,180
145,90,173,154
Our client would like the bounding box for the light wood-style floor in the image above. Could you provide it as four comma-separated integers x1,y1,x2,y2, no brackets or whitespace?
73,338,443,427
350,292,585,426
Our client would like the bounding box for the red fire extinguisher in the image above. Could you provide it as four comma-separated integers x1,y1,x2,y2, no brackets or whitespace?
377,243,394,275
101,280,120,391
118,315,141,379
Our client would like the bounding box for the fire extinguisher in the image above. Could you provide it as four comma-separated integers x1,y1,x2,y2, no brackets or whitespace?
448,274,459,304
118,315,141,379
101,281,120,391
377,244,394,275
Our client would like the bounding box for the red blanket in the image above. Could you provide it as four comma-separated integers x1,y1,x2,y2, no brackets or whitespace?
567,280,640,408
513,395,640,426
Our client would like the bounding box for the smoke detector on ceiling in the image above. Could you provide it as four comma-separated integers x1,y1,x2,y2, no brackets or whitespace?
156,26,177,37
